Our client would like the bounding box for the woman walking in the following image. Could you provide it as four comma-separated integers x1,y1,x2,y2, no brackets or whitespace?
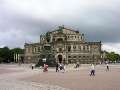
90,64,95,76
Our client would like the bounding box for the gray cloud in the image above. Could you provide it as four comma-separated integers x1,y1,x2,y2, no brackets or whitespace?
0,0,120,49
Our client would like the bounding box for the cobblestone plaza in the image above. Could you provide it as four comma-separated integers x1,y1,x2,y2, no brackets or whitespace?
0,64,120,90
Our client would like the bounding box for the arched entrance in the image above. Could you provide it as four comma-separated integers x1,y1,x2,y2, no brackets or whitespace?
58,55,62,63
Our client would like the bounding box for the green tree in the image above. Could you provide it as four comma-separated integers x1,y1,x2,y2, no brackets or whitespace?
11,48,24,54
106,52,120,62
0,47,11,63
0,47,24,63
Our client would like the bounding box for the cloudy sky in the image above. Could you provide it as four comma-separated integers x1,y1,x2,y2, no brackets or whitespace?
0,0,120,54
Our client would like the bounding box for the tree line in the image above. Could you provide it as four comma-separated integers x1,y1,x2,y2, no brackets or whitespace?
106,52,120,62
0,47,24,63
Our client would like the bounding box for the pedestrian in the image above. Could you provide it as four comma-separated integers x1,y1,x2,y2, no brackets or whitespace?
75,62,80,71
31,64,34,70
43,64,48,72
56,63,59,72
59,63,65,73
106,63,109,71
59,64,63,71
90,64,95,76
61,63,65,73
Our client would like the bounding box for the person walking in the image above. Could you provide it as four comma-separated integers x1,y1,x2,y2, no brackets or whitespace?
90,64,95,76
61,63,65,73
59,64,62,71
74,62,80,71
43,64,48,72
56,63,59,72
59,63,65,73
31,64,34,70
106,63,109,71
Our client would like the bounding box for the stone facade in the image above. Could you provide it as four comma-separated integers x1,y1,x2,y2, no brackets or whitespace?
24,26,102,64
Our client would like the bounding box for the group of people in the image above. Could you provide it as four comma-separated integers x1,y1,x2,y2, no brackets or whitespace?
31,62,110,75
43,63,65,73
56,63,65,73
31,63,49,72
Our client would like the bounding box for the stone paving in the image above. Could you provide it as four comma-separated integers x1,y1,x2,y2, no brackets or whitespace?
22,64,120,90
0,64,70,90
0,79,69,90
0,64,120,90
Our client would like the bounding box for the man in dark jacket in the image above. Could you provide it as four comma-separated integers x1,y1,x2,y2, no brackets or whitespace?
56,63,59,72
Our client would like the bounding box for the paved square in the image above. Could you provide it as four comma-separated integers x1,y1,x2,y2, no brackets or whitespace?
0,64,120,90
22,64,120,90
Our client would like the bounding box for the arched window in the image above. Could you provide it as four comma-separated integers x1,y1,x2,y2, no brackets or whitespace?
83,46,85,50
79,46,81,50
38,47,40,52
68,46,71,52
73,45,76,49
87,45,89,50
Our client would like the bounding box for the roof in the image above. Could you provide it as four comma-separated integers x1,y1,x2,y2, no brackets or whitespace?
50,26,81,35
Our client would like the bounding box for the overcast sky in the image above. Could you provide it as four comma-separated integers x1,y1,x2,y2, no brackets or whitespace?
0,0,120,54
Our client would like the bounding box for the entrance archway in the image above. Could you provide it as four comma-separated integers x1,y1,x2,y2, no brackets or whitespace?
58,55,62,63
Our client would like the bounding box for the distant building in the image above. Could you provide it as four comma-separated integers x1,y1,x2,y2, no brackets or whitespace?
24,26,102,64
